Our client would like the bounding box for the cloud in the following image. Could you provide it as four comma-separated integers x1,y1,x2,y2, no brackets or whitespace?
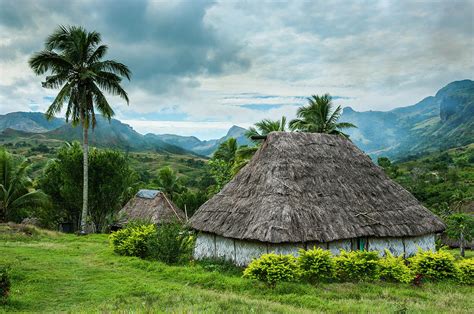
0,0,472,138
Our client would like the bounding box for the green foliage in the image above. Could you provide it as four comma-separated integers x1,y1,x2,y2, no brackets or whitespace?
446,214,474,243
377,157,400,178
38,142,135,231
409,250,457,280
153,166,184,200
289,93,356,136
378,251,414,283
333,250,380,281
0,265,11,304
109,224,156,258
207,158,233,194
297,247,335,282
390,145,473,218
456,258,474,285
243,253,300,286
146,222,195,264
29,25,131,128
173,189,208,217
0,148,50,223
245,116,287,142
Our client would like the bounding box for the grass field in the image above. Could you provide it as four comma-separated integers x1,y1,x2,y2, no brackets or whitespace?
1,225,473,313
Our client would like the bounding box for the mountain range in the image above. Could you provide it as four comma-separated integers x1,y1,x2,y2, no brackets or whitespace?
342,79,474,159
0,79,472,159
0,112,250,157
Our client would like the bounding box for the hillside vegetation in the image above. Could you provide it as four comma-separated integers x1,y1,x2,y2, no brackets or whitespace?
1,226,472,313
382,143,474,216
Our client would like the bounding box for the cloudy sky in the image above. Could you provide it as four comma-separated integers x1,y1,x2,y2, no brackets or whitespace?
0,0,473,139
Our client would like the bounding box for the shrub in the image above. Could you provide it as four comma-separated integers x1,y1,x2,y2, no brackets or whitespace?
146,222,195,264
243,253,300,286
408,250,457,280
378,250,413,283
0,266,11,304
297,247,335,283
109,224,156,258
334,250,380,281
456,259,474,285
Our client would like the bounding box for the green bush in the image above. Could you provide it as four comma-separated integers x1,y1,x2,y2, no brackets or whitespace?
378,250,413,283
146,222,195,264
109,224,156,258
409,250,457,280
297,247,335,283
456,258,474,285
243,253,300,286
334,250,380,281
0,266,11,304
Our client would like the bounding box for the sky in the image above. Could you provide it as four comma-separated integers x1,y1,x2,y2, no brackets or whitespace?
0,0,473,139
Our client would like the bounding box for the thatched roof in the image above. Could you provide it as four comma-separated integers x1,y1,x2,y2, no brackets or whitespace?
117,189,186,225
189,132,445,243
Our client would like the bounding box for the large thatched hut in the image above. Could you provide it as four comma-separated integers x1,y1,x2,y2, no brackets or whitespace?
189,132,445,266
116,189,185,227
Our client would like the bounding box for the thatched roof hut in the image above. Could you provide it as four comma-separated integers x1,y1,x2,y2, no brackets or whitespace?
190,132,445,265
117,189,185,226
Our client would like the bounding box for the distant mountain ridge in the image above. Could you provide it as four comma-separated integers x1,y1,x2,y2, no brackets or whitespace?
341,79,474,159
0,113,250,156
1,79,472,158
148,125,251,156
0,112,65,133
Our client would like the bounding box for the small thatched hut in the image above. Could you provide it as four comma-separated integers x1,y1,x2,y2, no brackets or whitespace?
189,132,445,266
116,189,185,226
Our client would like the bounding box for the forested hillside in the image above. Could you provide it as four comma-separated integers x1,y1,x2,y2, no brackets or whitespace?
343,80,474,159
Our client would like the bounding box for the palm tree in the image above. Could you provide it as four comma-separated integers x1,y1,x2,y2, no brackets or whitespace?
289,94,356,136
213,138,238,164
29,25,131,233
0,149,50,222
245,116,287,141
231,116,288,174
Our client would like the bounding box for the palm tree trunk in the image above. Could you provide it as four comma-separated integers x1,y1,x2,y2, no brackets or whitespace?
80,125,89,234
460,231,465,258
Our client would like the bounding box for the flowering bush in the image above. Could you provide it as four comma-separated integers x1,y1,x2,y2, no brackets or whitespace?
297,247,335,282
408,249,457,280
456,258,474,285
378,251,413,283
333,250,380,281
109,224,156,258
243,253,300,286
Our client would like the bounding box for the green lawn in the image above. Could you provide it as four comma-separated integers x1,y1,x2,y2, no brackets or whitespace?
1,225,473,313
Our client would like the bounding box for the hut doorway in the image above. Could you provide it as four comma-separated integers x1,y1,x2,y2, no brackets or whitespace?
352,237,368,251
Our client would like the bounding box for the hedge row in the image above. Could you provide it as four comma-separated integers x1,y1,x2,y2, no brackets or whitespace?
243,247,473,286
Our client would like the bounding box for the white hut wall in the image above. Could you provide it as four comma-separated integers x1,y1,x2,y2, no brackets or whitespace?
193,233,437,266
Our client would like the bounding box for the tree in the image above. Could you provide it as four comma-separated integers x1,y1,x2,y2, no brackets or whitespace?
245,116,287,141
445,213,474,257
289,94,356,136
232,116,288,174
153,167,184,200
213,138,238,164
37,142,134,232
29,25,131,234
206,138,240,195
0,149,50,222
377,157,400,179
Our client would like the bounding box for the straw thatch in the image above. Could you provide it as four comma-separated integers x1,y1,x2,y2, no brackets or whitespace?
190,132,445,243
117,189,185,225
